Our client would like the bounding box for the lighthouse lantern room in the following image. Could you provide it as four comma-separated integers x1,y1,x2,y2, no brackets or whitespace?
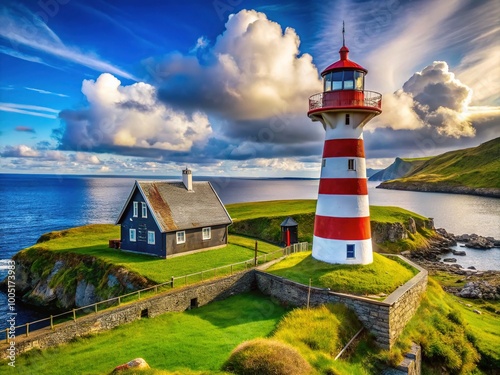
308,25,382,265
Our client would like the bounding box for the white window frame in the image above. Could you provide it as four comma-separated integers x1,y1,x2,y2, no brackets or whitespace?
133,202,138,217
141,202,147,218
129,229,136,242
202,227,211,240
176,231,186,244
348,159,356,171
148,231,155,245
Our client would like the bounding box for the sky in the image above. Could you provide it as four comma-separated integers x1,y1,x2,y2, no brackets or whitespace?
0,0,498,177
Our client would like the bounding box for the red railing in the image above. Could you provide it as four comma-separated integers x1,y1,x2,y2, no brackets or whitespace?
308,90,382,112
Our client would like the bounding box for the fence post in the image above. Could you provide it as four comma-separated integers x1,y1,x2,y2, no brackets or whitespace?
254,241,258,266
230,264,233,275
155,286,158,294
26,323,29,337
51,315,54,330
138,290,141,300
171,276,174,288
118,296,121,305
73,309,76,322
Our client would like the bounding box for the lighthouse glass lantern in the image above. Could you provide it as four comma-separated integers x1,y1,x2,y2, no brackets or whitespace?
308,27,382,265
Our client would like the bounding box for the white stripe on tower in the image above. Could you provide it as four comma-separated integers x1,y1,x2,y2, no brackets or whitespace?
312,123,372,265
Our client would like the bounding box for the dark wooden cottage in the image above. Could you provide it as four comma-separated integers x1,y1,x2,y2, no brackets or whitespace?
115,169,232,258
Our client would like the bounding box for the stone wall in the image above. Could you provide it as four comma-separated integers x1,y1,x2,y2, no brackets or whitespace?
2,255,427,358
255,255,427,349
2,270,255,358
383,344,422,375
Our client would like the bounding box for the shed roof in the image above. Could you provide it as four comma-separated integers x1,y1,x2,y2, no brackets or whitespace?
116,180,232,232
281,216,298,227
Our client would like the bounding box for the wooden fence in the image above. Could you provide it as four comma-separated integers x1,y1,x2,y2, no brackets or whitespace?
1,242,310,342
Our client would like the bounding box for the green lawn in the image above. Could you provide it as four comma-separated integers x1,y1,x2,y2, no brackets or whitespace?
266,252,417,296
226,199,316,221
8,292,287,375
26,224,281,284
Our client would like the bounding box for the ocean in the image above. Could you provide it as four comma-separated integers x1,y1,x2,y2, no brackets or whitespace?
0,174,499,331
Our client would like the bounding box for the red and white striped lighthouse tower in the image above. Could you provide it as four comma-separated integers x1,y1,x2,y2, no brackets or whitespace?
307,26,382,265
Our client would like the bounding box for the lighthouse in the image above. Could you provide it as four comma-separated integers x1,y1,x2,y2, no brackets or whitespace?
308,26,382,265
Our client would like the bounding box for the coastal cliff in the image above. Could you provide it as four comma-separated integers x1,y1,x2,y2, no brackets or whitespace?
11,246,151,311
375,137,500,198
377,181,500,198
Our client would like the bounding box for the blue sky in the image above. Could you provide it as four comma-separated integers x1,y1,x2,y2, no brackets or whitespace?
0,0,498,177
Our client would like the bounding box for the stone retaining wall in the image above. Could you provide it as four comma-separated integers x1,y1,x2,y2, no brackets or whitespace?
255,255,427,349
2,255,427,357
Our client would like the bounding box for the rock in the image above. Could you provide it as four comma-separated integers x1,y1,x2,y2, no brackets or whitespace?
455,233,470,242
113,358,150,373
452,250,466,256
473,309,482,315
443,258,457,263
75,280,98,307
464,234,494,249
467,266,476,270
407,218,417,234
458,281,500,300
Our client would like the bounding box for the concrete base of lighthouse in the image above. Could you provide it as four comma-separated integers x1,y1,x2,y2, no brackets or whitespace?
312,237,373,265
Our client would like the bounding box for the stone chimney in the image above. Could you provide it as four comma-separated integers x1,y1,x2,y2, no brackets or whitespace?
182,168,192,191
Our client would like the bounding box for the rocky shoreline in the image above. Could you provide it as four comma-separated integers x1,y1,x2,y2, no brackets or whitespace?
406,228,500,300
377,182,500,198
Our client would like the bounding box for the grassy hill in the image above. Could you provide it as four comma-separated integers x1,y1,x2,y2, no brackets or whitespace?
379,137,500,196
226,200,436,252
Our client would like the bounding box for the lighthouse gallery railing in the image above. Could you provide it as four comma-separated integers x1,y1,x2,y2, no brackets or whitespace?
308,90,382,111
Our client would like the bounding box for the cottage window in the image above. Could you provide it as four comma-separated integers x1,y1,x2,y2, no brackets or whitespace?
176,231,185,244
141,202,147,218
346,244,355,258
202,227,211,240
129,229,136,242
133,202,138,217
148,231,155,245
348,159,356,171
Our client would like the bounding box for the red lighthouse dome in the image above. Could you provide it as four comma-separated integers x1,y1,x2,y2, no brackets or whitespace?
308,36,381,120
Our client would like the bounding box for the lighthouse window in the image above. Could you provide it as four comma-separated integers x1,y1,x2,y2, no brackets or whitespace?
332,71,343,90
324,72,332,91
345,114,350,125
343,70,354,89
354,71,364,90
348,159,356,171
347,244,355,258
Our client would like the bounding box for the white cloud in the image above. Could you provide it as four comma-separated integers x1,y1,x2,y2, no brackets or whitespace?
156,9,322,121
0,102,59,119
25,87,69,97
58,73,213,154
0,3,137,80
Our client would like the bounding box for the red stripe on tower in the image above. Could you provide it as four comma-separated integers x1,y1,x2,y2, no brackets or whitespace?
322,139,365,158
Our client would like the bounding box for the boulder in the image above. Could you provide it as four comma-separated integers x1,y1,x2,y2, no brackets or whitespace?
465,235,494,249
113,358,150,373
443,258,457,263
452,250,466,256
458,281,500,300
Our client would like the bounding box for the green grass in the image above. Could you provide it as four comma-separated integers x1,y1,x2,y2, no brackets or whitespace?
382,137,500,189
24,224,280,284
226,200,316,221
7,292,287,375
391,278,500,374
369,206,428,224
266,252,416,296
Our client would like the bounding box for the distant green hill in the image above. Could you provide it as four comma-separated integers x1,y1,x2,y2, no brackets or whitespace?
369,157,430,181
378,137,500,197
